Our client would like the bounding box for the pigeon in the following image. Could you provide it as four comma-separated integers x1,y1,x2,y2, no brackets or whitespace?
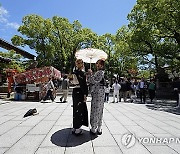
23,108,38,118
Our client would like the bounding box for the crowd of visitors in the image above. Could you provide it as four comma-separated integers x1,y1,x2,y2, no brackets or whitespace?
105,77,156,104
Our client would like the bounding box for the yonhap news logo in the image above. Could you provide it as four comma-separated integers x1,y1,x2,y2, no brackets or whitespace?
121,133,180,148
121,133,136,148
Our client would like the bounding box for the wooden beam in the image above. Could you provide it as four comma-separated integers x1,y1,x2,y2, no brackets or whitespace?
0,38,35,59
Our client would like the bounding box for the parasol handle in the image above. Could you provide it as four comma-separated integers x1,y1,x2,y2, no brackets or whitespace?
90,58,92,69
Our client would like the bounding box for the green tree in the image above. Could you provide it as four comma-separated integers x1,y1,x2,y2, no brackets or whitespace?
127,0,180,79
97,34,115,78
128,0,180,45
11,15,99,73
115,26,138,78
0,50,25,72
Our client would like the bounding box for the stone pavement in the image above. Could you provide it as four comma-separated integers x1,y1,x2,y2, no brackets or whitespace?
0,95,180,154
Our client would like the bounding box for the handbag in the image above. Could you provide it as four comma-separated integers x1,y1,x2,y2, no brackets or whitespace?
69,74,79,85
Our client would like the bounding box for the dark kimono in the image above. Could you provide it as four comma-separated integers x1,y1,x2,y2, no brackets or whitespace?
72,69,88,129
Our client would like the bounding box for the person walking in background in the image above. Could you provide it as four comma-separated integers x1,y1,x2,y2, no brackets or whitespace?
104,82,111,103
124,78,133,103
119,78,126,102
60,75,69,103
42,77,55,102
52,77,59,100
112,80,121,103
87,59,105,135
71,59,88,135
132,79,139,101
138,77,147,103
52,77,59,90
148,79,156,103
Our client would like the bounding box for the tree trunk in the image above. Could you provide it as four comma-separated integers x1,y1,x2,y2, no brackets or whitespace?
70,47,77,73
174,31,180,46
154,54,158,72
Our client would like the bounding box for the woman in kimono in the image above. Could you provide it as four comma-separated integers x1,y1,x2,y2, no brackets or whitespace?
71,59,89,135
87,59,105,135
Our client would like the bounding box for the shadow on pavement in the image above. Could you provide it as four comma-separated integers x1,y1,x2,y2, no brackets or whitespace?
40,101,53,103
55,101,68,103
40,101,68,103
51,128,97,147
146,101,180,115
0,101,11,105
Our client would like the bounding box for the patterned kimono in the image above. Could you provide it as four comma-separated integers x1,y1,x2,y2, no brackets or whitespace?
72,69,89,129
88,70,105,130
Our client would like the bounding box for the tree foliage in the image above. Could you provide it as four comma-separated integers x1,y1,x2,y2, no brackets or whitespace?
127,0,180,79
0,50,25,72
9,0,180,80
11,15,98,73
114,26,138,77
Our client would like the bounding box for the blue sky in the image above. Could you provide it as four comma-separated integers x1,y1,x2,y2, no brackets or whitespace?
0,0,137,56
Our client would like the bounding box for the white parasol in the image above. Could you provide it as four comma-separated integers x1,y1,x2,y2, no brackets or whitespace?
75,48,108,68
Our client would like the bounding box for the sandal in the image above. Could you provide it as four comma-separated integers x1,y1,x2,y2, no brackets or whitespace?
97,130,102,135
90,129,96,135
72,129,75,134
74,129,83,136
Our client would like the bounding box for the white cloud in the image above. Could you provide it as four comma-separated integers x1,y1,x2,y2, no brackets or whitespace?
0,16,7,23
0,6,8,22
0,6,20,29
0,6,8,15
6,22,20,29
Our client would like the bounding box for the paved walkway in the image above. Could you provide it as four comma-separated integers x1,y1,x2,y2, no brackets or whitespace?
0,95,180,154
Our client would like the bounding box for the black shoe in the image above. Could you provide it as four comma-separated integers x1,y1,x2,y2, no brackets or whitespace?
7,93,10,98
97,130,102,135
90,129,96,135
63,101,67,103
